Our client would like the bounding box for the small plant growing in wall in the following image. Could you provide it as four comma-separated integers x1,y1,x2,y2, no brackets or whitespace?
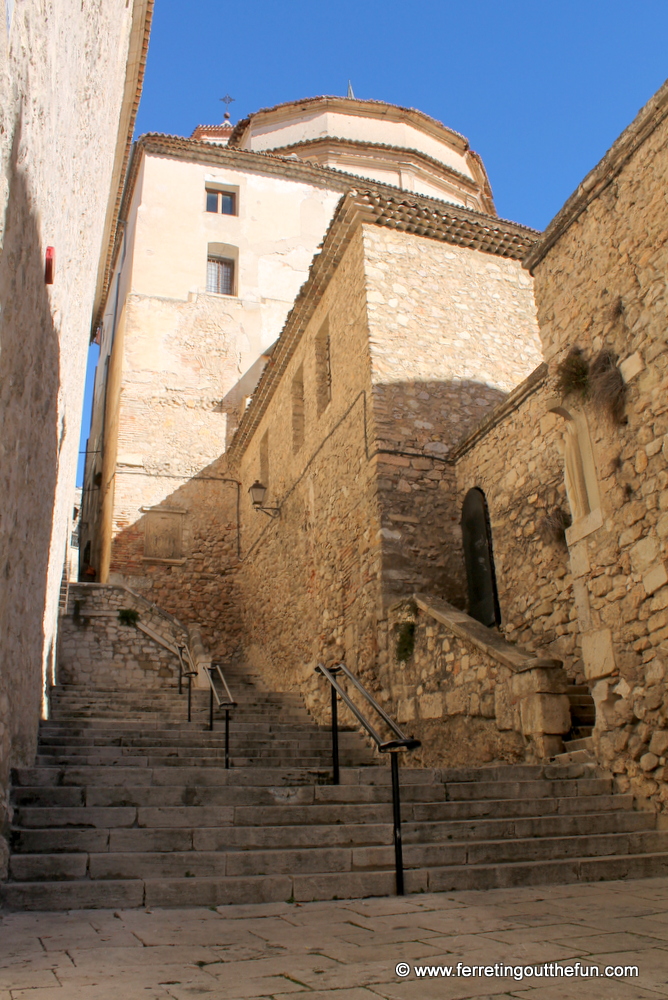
118,608,140,627
539,507,572,548
556,347,590,399
395,621,416,662
589,349,627,423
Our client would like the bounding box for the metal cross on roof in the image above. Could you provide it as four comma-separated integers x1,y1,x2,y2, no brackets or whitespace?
220,94,235,108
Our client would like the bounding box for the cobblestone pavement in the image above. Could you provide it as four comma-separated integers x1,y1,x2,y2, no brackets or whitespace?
1,877,668,999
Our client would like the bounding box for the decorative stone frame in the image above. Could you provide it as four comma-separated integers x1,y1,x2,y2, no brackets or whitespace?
546,401,602,544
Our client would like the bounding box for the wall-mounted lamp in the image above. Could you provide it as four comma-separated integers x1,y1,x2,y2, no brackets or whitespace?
248,480,280,518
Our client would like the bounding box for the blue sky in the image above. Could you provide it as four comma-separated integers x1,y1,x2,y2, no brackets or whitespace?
78,1,668,483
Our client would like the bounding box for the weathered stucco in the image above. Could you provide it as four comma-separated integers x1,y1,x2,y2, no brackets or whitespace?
0,0,151,876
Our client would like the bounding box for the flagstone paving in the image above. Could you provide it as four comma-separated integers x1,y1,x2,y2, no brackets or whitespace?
1,876,668,999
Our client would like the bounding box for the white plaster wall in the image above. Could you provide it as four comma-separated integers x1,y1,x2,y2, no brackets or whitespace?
243,108,474,178
125,155,341,314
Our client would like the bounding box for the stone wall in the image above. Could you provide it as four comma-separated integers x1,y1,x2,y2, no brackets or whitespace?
454,369,577,671
524,91,668,813
59,585,185,690
235,227,383,721
232,218,544,736
107,454,241,661
0,0,150,877
382,596,569,767
363,227,543,607
448,86,668,813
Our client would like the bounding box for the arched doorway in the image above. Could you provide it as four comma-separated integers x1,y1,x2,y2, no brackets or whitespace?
461,487,501,627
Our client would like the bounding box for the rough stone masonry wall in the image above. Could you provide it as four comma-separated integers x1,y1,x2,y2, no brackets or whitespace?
455,376,577,673
0,0,145,878
108,454,241,662
526,105,668,814
361,226,543,615
236,228,384,723
58,585,183,690
384,598,570,767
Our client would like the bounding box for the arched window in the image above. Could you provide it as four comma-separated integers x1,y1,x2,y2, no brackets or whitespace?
461,487,501,628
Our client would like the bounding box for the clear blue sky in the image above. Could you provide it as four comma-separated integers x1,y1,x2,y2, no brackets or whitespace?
78,0,668,483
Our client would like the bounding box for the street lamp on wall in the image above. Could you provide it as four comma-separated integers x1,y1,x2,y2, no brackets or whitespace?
248,480,280,518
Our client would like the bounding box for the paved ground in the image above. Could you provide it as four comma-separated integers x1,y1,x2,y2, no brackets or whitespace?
2,877,668,999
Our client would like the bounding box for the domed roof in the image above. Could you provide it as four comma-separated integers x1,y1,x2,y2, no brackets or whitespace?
226,96,495,214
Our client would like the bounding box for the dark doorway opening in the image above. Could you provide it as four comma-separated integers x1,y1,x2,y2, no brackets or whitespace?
461,487,501,628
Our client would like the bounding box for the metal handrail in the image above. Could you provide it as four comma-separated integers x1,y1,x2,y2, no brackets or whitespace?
315,661,421,896
205,663,237,768
176,644,198,722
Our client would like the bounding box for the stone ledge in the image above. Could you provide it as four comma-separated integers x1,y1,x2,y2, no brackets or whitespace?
413,593,562,675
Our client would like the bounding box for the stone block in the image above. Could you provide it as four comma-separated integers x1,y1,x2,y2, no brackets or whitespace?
419,692,443,719
582,629,616,681
519,693,571,736
640,752,659,772
397,698,415,722
533,734,564,759
494,684,514,731
620,351,645,382
569,542,590,579
630,535,659,574
649,730,668,756
572,579,592,630
511,667,569,698
643,562,668,596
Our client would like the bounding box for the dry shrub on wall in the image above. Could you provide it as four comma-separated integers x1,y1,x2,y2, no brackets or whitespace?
589,349,627,423
556,347,590,399
539,507,572,548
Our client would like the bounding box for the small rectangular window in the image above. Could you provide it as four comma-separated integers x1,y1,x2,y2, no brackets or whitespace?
292,365,305,453
259,431,269,486
315,317,332,415
221,192,236,215
205,189,237,215
207,256,235,295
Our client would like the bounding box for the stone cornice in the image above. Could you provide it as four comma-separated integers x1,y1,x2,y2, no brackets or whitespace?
524,78,668,272
227,191,539,462
92,0,154,332
264,136,480,191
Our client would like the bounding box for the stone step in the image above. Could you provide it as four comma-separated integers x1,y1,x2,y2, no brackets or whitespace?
37,731,363,746
14,830,668,883
33,753,357,768
11,781,448,808
6,850,668,910
12,787,635,832
10,810,654,856
564,736,595,753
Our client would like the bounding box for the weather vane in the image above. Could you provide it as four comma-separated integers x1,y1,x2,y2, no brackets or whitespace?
220,94,235,120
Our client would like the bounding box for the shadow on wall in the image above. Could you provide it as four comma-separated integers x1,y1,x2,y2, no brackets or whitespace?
374,378,508,608
103,374,511,691
105,453,242,660
0,112,61,872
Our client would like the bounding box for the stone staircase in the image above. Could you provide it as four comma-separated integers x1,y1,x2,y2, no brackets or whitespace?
560,684,597,759
4,668,668,910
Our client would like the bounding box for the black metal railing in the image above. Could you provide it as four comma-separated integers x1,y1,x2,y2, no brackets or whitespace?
206,662,237,769
315,661,421,896
176,644,198,722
